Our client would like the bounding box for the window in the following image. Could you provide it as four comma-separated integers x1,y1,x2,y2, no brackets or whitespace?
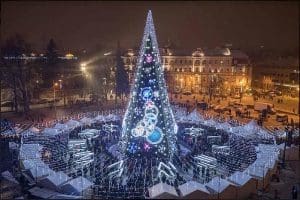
195,60,200,66
189,60,192,65
202,60,206,65
165,59,168,64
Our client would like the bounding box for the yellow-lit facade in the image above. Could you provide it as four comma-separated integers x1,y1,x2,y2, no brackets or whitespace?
105,47,252,95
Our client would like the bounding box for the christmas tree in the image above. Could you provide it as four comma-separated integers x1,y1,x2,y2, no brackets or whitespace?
121,10,177,162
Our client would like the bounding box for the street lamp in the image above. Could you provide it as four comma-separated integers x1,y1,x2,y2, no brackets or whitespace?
53,82,58,119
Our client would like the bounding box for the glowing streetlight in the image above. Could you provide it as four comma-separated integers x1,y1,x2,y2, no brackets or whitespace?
81,66,86,72
53,82,59,119
80,63,87,72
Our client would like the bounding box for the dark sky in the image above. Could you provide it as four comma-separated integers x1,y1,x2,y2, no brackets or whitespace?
1,1,299,53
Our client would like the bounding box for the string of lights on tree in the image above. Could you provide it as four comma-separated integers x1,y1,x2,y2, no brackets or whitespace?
120,10,177,161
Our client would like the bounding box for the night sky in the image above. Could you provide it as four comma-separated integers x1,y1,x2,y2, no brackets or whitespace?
1,1,299,53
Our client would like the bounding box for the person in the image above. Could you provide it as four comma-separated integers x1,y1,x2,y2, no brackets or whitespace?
292,185,298,200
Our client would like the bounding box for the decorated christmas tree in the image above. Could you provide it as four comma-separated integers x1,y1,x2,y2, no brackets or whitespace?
121,10,177,162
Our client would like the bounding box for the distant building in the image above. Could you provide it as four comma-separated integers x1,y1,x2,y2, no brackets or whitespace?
105,46,251,95
252,65,299,93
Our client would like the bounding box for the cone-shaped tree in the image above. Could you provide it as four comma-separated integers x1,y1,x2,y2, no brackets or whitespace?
121,11,177,162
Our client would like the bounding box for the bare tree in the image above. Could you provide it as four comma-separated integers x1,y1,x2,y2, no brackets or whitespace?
207,74,224,102
1,34,41,116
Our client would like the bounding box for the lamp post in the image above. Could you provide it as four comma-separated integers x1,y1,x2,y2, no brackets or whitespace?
53,81,58,119
81,63,88,100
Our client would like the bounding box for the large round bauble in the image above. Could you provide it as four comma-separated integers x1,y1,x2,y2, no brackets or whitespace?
146,127,164,145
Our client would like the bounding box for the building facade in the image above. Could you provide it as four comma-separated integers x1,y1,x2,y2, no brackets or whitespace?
105,47,252,96
252,65,299,94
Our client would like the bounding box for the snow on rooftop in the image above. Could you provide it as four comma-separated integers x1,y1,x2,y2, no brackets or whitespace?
53,123,68,130
28,164,54,179
105,114,120,121
19,143,43,160
246,163,269,179
186,109,204,122
178,181,210,196
227,171,253,186
206,177,233,193
80,117,93,125
93,115,106,122
65,119,81,129
204,118,217,126
61,176,93,195
148,182,179,198
43,128,61,136
41,171,71,187
22,159,46,170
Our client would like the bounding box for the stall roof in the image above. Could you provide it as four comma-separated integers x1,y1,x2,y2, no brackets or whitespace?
148,182,179,198
43,128,61,136
206,177,234,193
40,171,71,187
178,181,210,196
28,164,54,179
227,171,253,186
22,159,46,170
61,176,93,195
19,143,43,160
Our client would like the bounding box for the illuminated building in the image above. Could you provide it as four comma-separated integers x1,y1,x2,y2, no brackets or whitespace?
106,46,251,95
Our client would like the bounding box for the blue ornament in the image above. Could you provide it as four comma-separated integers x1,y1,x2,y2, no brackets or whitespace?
128,143,138,154
146,127,164,145
140,87,153,101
